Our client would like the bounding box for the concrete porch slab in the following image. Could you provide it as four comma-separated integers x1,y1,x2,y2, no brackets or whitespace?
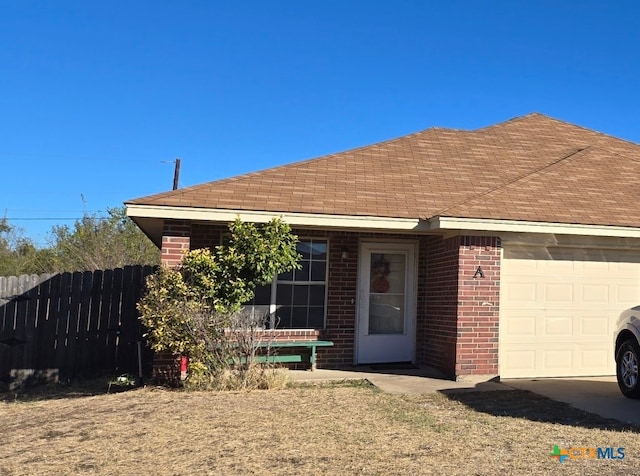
290,366,508,395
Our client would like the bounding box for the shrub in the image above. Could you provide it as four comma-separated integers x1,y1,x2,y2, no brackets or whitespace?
138,218,301,389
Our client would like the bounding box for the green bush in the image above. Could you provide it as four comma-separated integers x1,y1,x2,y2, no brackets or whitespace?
137,218,301,389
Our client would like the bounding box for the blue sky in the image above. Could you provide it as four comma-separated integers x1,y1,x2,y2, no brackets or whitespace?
2,1,639,246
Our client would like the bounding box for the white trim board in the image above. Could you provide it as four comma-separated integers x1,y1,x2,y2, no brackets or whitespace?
126,204,640,239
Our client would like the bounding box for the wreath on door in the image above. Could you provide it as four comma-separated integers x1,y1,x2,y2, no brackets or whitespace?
372,255,391,293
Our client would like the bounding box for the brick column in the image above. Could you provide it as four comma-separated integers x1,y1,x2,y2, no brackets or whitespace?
154,219,192,383
455,236,501,380
161,220,191,267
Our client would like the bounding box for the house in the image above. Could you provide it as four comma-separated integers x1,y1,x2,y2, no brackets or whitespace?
125,113,640,381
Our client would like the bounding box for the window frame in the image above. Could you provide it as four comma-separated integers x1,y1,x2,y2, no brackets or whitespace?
242,237,329,330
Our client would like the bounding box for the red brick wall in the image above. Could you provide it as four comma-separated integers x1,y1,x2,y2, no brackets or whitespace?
155,220,193,380
161,220,191,267
191,223,225,250
173,224,430,368
414,237,430,367
155,219,501,378
423,235,501,378
318,231,359,367
423,236,460,376
292,229,429,368
152,352,182,384
455,236,501,377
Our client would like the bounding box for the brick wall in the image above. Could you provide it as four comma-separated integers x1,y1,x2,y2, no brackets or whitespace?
414,237,429,368
152,351,182,385
423,236,460,376
161,220,191,267
319,231,359,367
455,236,501,377
155,220,193,380
169,224,430,368
155,219,501,378
423,235,501,379
191,223,225,250
294,229,429,368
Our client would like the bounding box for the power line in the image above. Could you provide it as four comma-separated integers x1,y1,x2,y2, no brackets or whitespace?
6,217,112,221
4,208,105,213
0,153,172,163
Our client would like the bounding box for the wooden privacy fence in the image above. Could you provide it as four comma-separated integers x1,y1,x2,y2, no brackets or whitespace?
0,265,156,389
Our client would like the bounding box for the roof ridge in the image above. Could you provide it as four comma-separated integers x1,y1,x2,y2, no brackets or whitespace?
543,115,640,148
473,112,545,132
478,112,640,149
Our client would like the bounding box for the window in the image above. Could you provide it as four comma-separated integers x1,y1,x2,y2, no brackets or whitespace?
244,239,328,329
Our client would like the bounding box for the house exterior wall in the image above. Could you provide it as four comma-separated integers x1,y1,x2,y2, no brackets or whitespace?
160,220,191,267
422,235,501,379
295,230,430,367
423,236,460,376
155,219,501,380
455,236,501,378
319,231,359,366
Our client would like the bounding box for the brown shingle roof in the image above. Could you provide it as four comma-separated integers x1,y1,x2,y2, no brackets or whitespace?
126,113,640,228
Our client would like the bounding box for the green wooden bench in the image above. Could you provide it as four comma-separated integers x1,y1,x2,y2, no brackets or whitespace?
233,340,333,370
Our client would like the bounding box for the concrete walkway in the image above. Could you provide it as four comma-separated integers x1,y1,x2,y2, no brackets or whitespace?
290,366,507,394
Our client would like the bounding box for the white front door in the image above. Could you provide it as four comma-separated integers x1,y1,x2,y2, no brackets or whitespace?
357,242,416,364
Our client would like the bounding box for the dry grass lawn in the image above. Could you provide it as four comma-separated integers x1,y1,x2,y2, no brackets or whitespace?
1,380,639,475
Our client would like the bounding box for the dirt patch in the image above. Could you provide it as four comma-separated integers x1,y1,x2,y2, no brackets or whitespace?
1,381,638,475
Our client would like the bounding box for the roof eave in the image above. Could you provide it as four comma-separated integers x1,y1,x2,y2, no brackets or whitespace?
431,216,640,239
126,204,640,246
126,204,432,245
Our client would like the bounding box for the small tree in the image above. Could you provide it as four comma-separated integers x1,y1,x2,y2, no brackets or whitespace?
0,217,54,275
137,217,301,388
49,206,160,272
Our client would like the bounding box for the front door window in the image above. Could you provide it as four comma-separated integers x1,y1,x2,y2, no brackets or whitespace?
368,253,406,334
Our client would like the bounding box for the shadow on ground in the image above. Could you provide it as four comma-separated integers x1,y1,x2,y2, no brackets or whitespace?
441,388,640,432
331,363,450,378
0,376,143,403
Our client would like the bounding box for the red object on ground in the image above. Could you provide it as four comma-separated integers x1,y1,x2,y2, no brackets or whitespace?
180,355,188,380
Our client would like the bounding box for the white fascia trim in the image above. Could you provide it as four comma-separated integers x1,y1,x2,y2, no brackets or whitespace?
432,216,640,238
126,204,429,231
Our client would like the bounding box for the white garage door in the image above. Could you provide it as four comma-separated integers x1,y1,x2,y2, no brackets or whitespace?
500,246,640,378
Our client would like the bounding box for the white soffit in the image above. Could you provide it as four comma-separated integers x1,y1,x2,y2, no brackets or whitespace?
432,217,640,239
127,205,640,239
126,205,429,232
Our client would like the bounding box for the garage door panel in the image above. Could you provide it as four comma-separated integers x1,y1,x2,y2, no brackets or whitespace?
504,282,538,303
504,313,537,337
617,285,639,304
504,312,612,340
544,283,574,303
546,260,578,273
582,261,611,272
544,315,572,336
500,245,640,378
501,344,613,378
542,348,573,370
581,284,610,303
501,348,535,376
581,316,609,335
581,347,609,369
